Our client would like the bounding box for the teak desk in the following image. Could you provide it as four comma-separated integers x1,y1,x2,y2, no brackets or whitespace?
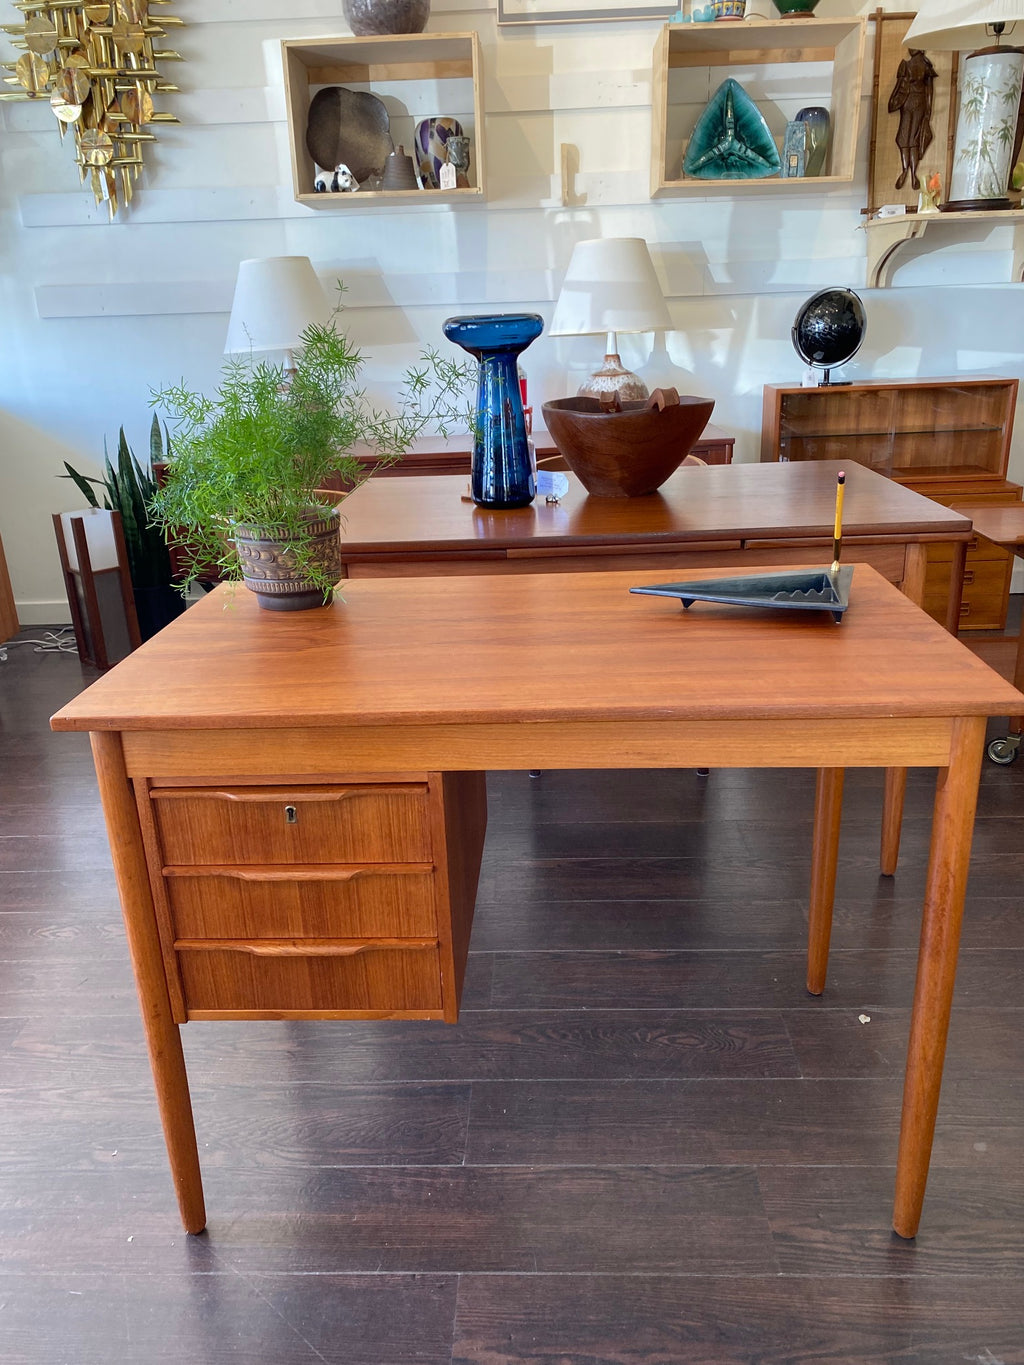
52,565,1024,1241
337,459,974,876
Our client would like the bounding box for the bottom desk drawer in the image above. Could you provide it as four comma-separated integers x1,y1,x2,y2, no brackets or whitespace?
177,944,443,1017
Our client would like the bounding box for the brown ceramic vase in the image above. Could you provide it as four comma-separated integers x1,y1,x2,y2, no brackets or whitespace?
541,394,715,497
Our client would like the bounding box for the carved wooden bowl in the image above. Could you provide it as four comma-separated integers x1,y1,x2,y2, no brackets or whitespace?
541,394,715,497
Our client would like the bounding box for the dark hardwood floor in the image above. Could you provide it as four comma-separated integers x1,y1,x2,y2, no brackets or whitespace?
2,624,1023,1364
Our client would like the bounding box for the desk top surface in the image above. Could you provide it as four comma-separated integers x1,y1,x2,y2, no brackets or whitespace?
953,502,1024,549
52,563,1023,733
336,461,970,558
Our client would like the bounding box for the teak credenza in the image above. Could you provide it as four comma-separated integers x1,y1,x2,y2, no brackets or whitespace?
52,564,1024,1242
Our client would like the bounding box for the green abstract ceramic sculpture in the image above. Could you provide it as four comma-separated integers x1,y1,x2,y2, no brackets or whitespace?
682,78,781,180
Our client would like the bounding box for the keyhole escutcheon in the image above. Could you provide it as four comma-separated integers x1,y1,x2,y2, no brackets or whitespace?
284,805,297,824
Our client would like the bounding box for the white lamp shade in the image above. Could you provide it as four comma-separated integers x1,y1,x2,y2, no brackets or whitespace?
224,256,332,356
60,508,119,573
904,0,1024,50
549,237,672,338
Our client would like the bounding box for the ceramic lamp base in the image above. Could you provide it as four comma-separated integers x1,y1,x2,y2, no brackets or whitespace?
940,197,1014,212
948,49,1024,206
577,353,649,402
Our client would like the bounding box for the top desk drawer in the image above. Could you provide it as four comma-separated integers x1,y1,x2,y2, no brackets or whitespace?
150,784,432,866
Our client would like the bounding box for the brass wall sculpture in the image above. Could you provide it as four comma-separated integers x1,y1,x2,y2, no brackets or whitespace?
1,0,182,217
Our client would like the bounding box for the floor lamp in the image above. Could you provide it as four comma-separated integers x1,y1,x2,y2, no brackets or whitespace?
904,0,1024,210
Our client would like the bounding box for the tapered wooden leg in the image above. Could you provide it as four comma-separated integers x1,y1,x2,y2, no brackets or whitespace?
90,731,207,1234
892,715,985,1239
807,767,844,996
880,767,906,876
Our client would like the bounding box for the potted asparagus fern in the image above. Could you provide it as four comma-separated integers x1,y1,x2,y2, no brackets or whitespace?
147,313,473,610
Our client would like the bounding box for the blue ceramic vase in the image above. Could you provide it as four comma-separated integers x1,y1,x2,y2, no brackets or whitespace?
442,312,544,508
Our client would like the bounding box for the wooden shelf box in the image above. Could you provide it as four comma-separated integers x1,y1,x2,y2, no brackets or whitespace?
761,377,1021,629
651,16,867,197
281,32,485,208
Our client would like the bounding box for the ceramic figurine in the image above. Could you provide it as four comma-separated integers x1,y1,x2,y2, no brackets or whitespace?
918,170,941,212
313,163,359,192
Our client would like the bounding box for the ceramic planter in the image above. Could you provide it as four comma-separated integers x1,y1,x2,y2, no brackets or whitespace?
232,508,342,611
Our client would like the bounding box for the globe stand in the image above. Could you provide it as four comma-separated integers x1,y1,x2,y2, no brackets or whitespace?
442,312,544,509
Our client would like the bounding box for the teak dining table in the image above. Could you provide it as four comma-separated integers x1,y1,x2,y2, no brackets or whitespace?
51,563,1024,1241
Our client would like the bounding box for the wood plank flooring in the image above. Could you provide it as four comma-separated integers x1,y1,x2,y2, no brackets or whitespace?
1,628,1023,1364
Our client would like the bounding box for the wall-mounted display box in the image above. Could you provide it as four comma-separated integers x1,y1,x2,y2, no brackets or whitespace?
761,377,1022,629
651,17,866,197
282,33,484,208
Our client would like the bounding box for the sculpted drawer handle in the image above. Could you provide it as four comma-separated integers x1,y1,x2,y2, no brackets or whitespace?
163,864,434,881
175,937,437,957
152,786,422,804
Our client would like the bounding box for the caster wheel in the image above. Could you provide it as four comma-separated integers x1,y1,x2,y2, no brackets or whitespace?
987,736,1019,765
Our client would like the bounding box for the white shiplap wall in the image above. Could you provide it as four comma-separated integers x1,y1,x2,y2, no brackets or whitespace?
2,0,1024,621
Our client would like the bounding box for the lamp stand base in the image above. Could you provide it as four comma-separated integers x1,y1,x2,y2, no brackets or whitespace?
577,353,648,402
940,197,1014,212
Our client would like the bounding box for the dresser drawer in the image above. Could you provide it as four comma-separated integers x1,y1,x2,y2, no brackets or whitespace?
177,943,443,1017
151,784,431,865
923,550,1013,630
165,866,437,940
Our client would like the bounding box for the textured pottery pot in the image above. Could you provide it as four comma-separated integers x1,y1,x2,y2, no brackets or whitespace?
414,115,464,188
232,509,342,611
382,144,420,190
541,395,715,497
712,0,745,18
343,0,430,35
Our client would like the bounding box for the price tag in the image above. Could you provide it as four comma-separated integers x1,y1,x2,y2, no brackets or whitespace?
537,470,569,501
439,162,457,190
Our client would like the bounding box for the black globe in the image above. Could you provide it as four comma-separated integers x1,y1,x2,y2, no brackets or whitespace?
792,288,866,371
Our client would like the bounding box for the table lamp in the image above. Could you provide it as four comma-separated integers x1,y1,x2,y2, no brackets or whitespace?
548,237,673,401
223,256,332,372
903,0,1024,210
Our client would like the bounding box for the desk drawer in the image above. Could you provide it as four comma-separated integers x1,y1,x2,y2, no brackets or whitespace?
177,942,443,1017
151,784,431,865
165,866,437,940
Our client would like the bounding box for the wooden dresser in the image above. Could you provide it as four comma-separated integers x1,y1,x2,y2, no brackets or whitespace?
761,378,1021,629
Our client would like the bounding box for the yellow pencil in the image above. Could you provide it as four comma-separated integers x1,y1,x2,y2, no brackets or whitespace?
831,469,845,574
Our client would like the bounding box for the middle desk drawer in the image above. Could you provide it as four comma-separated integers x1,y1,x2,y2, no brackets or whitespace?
151,784,431,865
164,865,437,940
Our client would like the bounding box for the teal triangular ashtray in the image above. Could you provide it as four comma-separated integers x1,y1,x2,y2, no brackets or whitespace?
630,565,853,624
682,78,782,180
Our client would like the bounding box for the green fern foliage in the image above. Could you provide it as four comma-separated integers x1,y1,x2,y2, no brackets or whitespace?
147,314,474,596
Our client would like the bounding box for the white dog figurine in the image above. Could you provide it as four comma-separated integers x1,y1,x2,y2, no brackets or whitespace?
313,164,358,193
